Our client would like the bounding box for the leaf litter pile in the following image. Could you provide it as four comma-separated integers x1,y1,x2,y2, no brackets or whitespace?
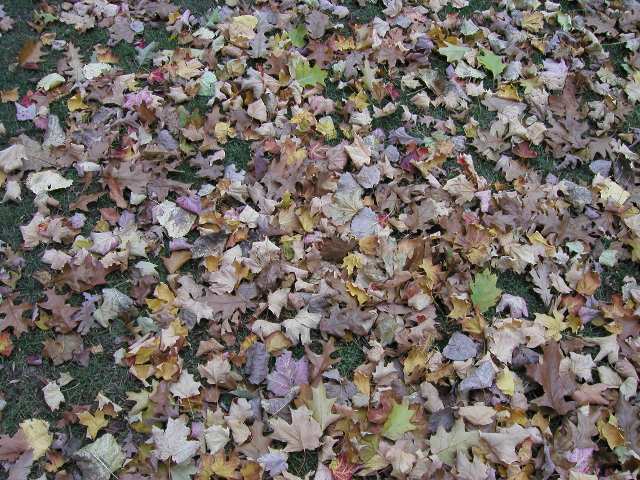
2,0,640,479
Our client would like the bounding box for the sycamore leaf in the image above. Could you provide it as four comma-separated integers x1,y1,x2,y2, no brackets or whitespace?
477,49,505,78
381,400,416,441
429,419,479,466
270,406,322,452
470,269,502,313
294,61,327,88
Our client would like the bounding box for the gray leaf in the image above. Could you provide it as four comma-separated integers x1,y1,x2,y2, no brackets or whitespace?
442,332,477,361
459,361,495,393
246,342,269,385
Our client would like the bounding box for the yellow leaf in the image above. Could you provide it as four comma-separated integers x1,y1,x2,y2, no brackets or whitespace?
346,282,369,305
404,347,428,377
214,122,235,143
448,295,471,319
77,410,109,440
296,208,316,232
535,310,568,341
67,94,89,111
598,178,630,206
342,253,362,276
199,452,240,479
19,419,52,459
316,116,336,140
597,415,625,449
496,368,515,396
353,370,370,396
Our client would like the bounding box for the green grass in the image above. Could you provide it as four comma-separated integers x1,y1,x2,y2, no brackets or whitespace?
0,319,135,435
595,262,640,301
224,138,252,170
288,449,319,477
497,270,547,318
333,340,366,379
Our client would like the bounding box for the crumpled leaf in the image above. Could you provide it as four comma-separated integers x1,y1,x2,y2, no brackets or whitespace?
26,170,73,195
42,381,64,411
442,332,477,361
153,200,197,238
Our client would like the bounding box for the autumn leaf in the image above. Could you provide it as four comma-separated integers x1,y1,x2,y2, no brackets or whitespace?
477,49,505,78
18,39,43,68
438,42,471,62
77,410,109,440
0,332,14,357
429,419,479,466
307,383,340,432
526,341,577,415
0,298,31,337
381,400,417,441
270,406,322,452
294,60,327,88
470,269,502,313
152,417,200,464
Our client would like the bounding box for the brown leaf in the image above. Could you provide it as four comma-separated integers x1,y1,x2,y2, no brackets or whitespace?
17,39,43,68
0,298,31,337
526,341,577,415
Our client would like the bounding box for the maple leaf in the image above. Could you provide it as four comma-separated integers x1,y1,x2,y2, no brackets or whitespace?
55,255,111,292
204,293,253,319
381,400,417,441
306,383,340,432
282,309,321,345
294,60,327,88
477,49,505,78
77,410,109,440
270,406,322,452
288,25,307,47
429,419,479,466
267,350,309,396
152,417,200,464
534,310,568,341
0,298,31,337
198,452,241,480
438,42,471,62
470,269,502,313
526,341,577,415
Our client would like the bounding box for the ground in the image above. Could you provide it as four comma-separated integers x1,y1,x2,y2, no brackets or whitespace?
1,0,640,478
